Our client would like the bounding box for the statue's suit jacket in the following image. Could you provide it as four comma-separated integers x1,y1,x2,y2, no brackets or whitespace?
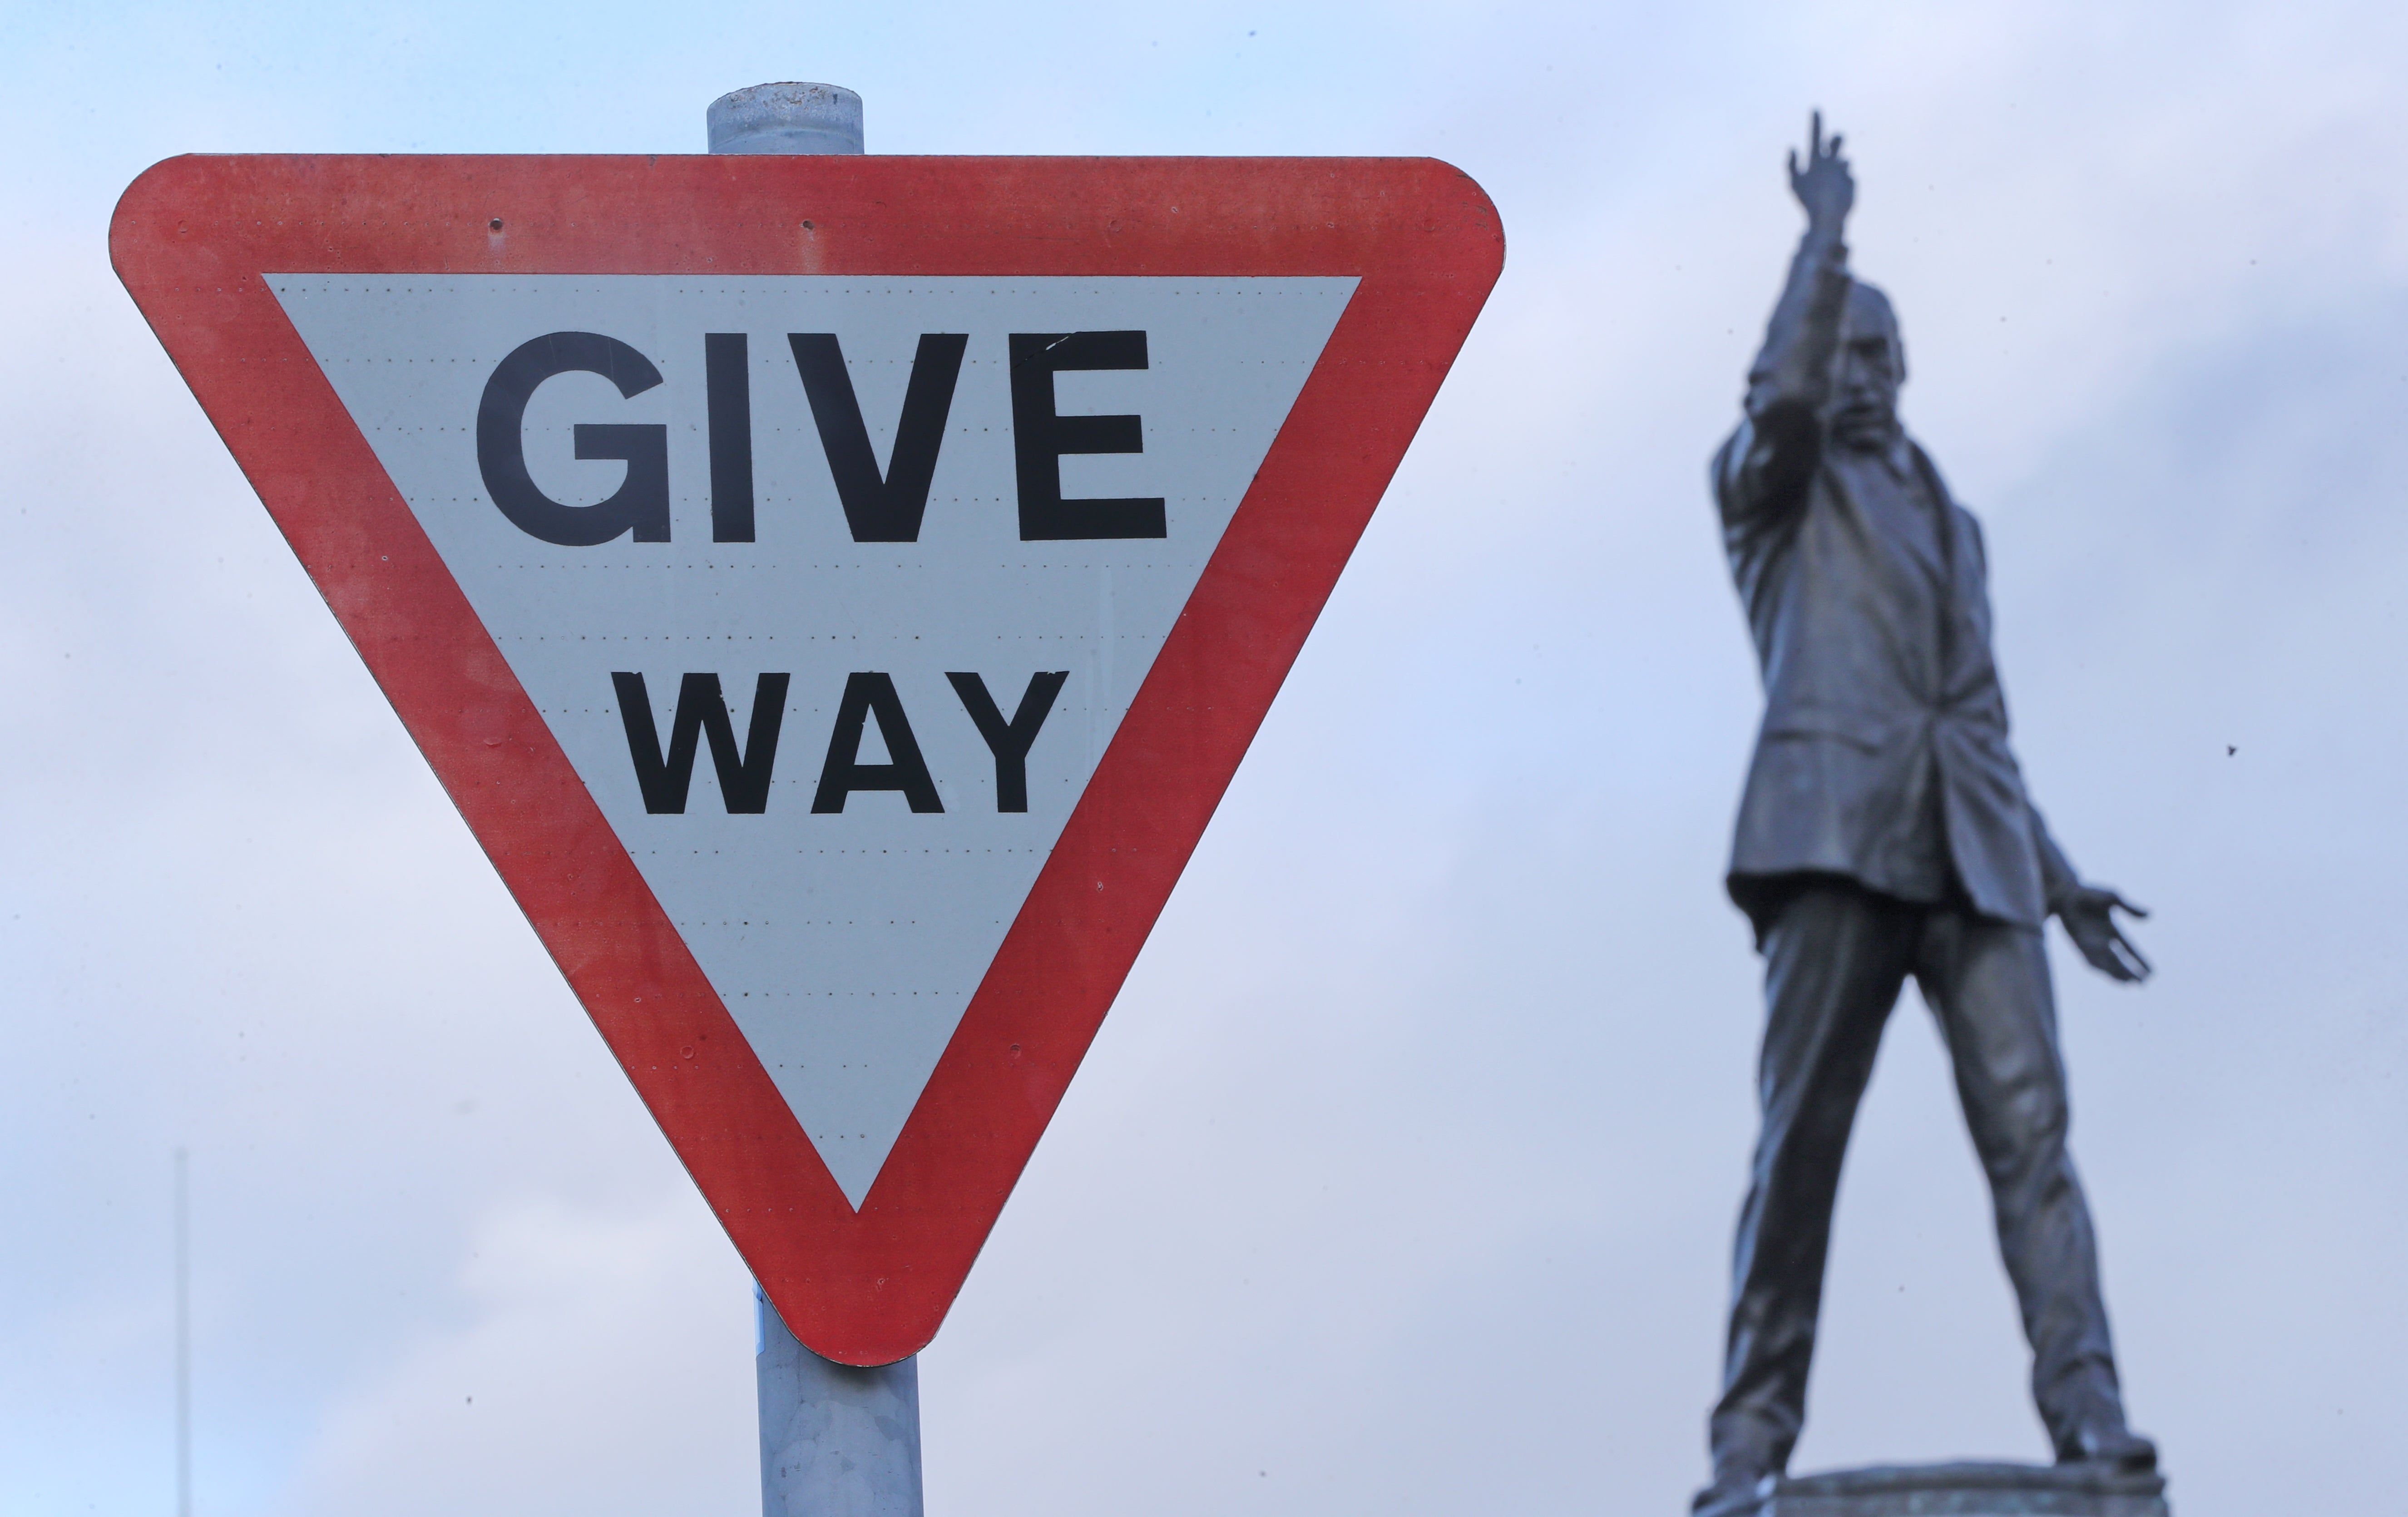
1711,234,2077,933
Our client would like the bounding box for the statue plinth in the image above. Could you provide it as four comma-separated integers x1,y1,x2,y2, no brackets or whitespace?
1703,1462,2170,1517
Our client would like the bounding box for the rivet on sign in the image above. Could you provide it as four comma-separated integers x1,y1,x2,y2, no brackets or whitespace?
802,219,815,230
488,217,503,232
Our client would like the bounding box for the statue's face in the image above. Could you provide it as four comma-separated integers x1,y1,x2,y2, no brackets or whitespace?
1832,287,1903,450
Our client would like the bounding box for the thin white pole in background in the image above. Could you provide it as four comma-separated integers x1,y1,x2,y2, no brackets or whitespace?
174,1146,191,1517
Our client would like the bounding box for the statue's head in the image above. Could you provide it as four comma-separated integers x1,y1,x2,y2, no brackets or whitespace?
1832,279,1904,449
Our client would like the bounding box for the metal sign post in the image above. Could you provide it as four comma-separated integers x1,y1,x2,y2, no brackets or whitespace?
758,1284,923,1517
715,79,924,1517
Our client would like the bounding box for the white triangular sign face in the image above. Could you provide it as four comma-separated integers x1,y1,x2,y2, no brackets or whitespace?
275,275,1356,1205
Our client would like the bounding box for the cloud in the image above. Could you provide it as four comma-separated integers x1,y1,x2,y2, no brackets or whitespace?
272,1195,756,1517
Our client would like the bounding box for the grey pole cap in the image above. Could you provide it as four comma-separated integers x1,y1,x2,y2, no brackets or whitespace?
707,82,865,155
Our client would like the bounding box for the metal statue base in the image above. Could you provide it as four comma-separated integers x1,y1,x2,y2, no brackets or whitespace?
1703,1462,2169,1517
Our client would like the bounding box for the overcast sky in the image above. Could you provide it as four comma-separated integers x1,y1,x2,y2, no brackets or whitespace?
5,1,2407,1514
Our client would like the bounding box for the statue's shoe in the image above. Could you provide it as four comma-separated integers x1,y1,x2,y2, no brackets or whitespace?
1690,1469,1775,1516
2054,1423,2158,1472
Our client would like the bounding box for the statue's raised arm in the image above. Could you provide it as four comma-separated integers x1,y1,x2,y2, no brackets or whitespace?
1717,114,1860,528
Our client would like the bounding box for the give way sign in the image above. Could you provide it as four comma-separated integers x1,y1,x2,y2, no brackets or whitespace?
111,154,1502,1364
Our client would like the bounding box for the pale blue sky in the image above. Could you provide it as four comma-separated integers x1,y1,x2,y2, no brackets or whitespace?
5,2,2406,1513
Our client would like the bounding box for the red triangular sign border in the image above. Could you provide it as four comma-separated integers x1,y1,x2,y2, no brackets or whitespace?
111,153,1503,1364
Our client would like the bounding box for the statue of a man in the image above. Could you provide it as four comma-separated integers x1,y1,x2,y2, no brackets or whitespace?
1697,115,2158,1513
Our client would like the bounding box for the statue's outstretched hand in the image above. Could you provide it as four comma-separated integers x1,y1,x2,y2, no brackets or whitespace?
2057,885,2152,983
1788,110,1854,234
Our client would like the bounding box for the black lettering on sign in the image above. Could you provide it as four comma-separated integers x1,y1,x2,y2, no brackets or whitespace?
1007,331,1165,540
705,333,756,543
811,673,945,814
478,332,670,546
789,333,970,543
613,672,791,814
947,672,1069,812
